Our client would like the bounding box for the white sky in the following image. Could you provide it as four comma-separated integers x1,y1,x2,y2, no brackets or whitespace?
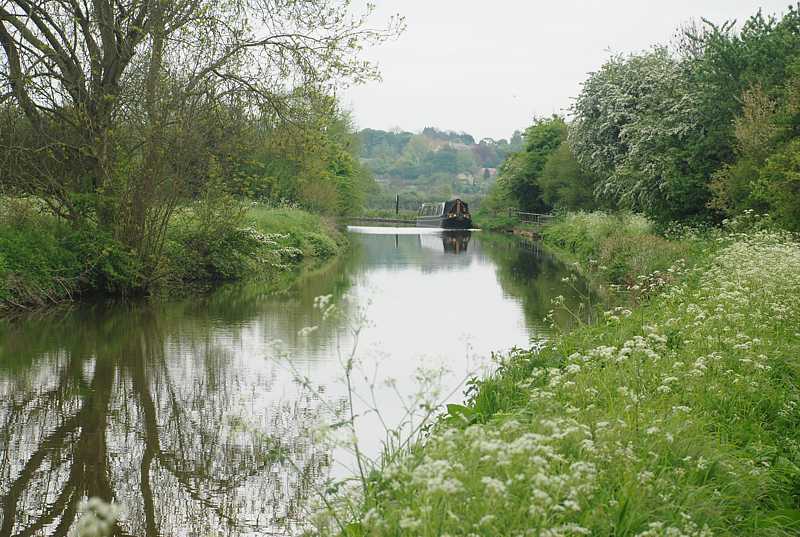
341,0,793,140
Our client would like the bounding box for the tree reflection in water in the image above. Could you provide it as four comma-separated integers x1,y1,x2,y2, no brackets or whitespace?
0,304,332,537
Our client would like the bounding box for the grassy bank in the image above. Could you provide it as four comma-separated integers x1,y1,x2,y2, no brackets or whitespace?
314,217,800,536
537,212,714,292
0,199,346,312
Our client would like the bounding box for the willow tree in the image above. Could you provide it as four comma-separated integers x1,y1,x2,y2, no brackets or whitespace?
0,0,401,266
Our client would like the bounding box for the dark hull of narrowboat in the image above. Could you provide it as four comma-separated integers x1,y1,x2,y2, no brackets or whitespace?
415,215,472,229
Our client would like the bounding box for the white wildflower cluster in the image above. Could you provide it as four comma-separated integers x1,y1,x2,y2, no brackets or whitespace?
410,457,465,494
242,229,303,268
634,518,712,537
75,498,123,537
603,306,633,323
626,259,688,300
361,417,597,535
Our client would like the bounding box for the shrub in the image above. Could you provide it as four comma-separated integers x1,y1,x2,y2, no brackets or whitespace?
166,216,266,282
0,221,81,307
303,231,339,259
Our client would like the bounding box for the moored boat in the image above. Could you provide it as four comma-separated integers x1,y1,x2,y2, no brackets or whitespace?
416,198,472,229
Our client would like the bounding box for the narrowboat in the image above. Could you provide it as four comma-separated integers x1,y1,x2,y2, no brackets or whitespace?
416,199,472,229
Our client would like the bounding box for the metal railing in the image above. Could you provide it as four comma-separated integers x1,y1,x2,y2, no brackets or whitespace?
507,209,555,226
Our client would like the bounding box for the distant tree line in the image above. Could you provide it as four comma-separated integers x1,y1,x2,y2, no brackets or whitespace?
359,127,524,180
488,5,800,230
358,127,524,211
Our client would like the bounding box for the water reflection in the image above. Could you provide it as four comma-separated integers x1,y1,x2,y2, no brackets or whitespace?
0,230,597,536
441,230,471,254
0,303,331,536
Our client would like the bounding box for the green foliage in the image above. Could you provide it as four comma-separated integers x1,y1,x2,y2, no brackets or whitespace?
754,138,800,230
539,142,598,211
496,116,566,213
0,196,343,310
68,228,145,294
542,212,688,285
472,212,520,232
0,221,81,307
565,6,800,228
249,97,373,217
0,200,148,308
682,7,800,154
570,48,710,223
246,206,346,260
711,80,800,230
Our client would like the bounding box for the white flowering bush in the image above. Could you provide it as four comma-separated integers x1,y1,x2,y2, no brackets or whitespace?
316,230,800,536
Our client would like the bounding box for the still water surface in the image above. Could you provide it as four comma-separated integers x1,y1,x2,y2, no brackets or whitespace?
0,228,594,536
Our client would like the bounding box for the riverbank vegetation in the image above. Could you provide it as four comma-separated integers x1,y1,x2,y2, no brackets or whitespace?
0,1,401,311
307,5,800,535
480,5,800,232
541,212,699,288
0,198,345,311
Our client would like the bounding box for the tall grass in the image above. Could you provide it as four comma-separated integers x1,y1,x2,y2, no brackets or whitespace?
543,211,693,286
310,226,800,536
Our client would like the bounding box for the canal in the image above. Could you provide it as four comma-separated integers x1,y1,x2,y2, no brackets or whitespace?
0,228,596,536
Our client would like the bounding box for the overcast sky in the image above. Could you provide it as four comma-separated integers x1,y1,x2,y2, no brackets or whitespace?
341,0,793,140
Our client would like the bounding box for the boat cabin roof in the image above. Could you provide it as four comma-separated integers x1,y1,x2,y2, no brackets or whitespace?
418,199,469,217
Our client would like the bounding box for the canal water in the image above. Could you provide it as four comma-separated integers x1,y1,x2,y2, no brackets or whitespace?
0,228,595,536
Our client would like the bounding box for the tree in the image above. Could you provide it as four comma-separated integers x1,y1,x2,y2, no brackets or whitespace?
539,141,598,211
710,77,800,230
0,1,401,273
569,48,707,222
496,116,566,212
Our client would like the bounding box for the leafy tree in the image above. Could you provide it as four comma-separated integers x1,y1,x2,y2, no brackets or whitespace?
539,142,599,211
682,7,800,143
0,1,400,277
711,77,800,230
496,116,566,212
245,96,372,215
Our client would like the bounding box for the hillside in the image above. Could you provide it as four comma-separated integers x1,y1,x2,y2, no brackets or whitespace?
359,127,523,211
